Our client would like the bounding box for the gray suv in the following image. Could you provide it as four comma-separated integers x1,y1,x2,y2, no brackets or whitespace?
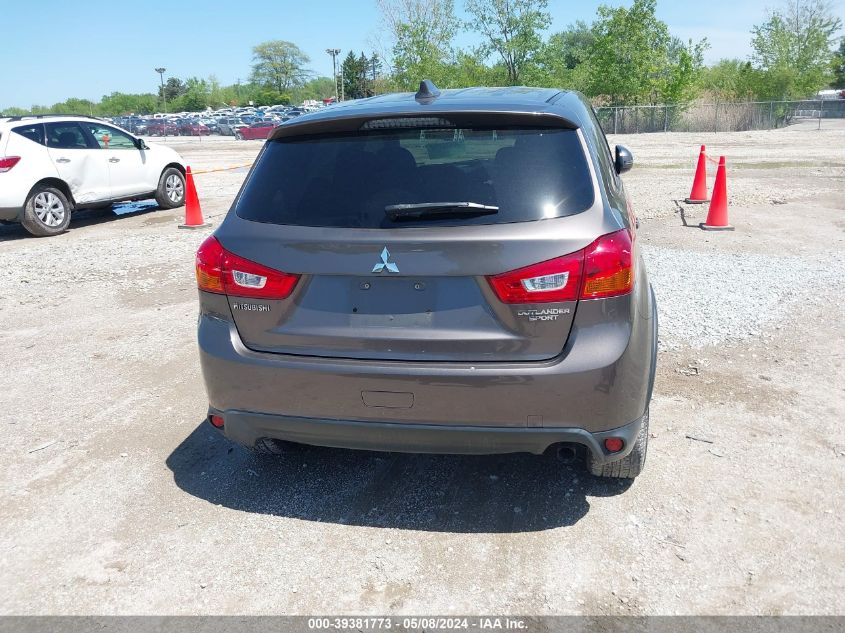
195,82,658,479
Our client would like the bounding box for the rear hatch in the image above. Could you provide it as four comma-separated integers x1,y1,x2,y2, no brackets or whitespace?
215,119,599,362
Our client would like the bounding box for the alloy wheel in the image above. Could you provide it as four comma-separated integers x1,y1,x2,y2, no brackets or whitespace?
166,174,184,203
33,192,66,227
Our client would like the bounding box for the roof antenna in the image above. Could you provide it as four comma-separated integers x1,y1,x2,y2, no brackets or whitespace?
415,80,441,103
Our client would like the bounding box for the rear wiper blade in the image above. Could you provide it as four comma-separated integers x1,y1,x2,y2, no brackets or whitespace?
385,201,499,221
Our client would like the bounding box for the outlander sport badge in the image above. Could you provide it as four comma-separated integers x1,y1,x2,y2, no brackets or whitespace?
372,247,399,273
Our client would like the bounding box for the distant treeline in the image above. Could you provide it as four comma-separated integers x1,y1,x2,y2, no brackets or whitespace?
3,0,843,116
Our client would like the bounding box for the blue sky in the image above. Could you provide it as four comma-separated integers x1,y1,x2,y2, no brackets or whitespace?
1,0,842,107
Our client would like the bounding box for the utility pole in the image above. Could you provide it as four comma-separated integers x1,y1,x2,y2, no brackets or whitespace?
326,48,340,102
155,67,167,114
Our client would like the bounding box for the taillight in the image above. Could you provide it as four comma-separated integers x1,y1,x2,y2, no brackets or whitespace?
488,252,584,304
581,229,634,299
0,156,21,173
487,229,633,304
195,236,299,299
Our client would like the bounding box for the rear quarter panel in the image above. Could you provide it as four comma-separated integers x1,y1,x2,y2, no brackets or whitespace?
0,131,59,210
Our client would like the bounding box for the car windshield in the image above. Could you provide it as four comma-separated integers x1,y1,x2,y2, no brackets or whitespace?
235,126,595,229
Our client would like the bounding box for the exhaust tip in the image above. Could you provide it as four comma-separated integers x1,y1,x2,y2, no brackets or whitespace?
555,444,578,464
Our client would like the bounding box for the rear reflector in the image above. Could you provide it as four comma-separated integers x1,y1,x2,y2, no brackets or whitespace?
196,236,299,299
0,156,21,173
604,438,624,453
209,414,224,428
487,229,633,304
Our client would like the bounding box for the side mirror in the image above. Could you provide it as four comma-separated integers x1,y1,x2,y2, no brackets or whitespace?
615,145,634,174
135,138,149,150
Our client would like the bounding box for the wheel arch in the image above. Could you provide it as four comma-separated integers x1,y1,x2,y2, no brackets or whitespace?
163,162,186,177
30,178,75,207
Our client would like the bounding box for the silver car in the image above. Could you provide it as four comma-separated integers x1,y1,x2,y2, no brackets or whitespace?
195,82,658,479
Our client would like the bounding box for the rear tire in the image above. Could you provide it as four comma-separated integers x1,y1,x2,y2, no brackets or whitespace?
21,185,72,237
154,167,185,209
251,438,301,455
587,409,649,479
235,131,244,140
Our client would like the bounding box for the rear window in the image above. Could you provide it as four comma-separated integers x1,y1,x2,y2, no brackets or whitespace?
235,127,595,228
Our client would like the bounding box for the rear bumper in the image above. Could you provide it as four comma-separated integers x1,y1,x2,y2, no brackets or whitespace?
198,279,658,445
211,409,645,463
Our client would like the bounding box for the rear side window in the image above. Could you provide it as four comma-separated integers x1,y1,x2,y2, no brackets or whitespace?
235,127,595,228
12,124,46,145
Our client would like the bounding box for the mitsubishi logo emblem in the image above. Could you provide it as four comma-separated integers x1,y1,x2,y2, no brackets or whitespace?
372,247,399,273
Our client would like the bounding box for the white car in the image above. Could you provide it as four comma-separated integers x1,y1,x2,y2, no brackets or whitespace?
0,115,187,236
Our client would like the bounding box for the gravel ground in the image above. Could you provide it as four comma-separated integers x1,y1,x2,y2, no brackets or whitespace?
0,125,843,615
643,246,844,349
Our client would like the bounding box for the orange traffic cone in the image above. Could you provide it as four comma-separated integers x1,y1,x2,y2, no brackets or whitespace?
685,145,709,204
178,166,210,229
700,156,734,231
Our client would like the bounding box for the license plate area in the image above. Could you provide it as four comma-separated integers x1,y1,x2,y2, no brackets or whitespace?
351,277,434,327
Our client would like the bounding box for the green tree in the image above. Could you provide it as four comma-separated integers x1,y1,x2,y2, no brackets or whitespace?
452,50,507,87
587,0,705,104
377,0,458,90
700,59,760,100
51,97,98,115
546,21,595,71
342,51,371,99
158,77,187,104
99,92,158,116
833,40,845,89
208,75,238,109
291,77,338,103
250,40,311,93
751,0,842,98
535,21,595,89
247,86,287,107
369,53,384,82
659,37,708,104
464,0,551,85
0,106,30,116
175,77,210,111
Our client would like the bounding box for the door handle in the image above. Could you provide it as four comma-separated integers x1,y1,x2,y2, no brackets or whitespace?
108,157,121,163
56,157,71,163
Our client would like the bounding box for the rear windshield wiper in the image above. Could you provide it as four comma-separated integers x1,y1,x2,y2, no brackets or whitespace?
385,202,499,221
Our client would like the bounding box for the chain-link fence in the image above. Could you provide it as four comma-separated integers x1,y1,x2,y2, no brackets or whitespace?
595,99,845,134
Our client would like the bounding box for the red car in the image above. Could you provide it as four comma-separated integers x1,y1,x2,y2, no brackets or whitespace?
147,120,180,136
236,120,277,140
179,120,211,136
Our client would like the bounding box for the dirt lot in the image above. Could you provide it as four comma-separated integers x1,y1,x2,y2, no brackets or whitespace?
0,124,843,615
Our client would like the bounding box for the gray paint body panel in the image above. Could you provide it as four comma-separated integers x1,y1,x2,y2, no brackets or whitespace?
198,282,655,432
197,86,658,455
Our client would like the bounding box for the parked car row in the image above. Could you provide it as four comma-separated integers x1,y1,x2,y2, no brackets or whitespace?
109,104,313,139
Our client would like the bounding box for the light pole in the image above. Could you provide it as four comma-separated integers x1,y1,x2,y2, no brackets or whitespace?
155,67,167,114
326,49,340,102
